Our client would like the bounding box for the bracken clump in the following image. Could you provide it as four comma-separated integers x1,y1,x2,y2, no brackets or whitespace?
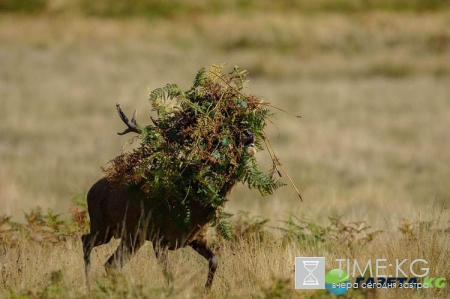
104,64,284,236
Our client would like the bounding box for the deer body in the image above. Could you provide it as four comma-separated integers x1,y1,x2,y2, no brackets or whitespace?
82,103,255,289
82,177,218,288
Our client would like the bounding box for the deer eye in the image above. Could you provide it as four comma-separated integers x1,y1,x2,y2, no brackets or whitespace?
241,130,255,146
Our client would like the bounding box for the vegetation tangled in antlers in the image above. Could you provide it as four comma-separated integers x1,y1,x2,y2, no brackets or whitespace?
104,65,285,238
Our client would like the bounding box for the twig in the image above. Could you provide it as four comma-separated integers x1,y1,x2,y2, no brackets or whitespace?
260,103,302,118
262,130,303,201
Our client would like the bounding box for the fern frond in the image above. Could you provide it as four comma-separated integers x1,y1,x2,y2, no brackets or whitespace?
217,220,233,240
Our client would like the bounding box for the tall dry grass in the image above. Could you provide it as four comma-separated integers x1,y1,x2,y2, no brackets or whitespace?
0,204,448,298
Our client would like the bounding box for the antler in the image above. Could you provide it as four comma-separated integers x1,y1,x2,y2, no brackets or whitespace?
116,103,141,135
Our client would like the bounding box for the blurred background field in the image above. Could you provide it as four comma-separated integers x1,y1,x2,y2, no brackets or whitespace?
0,1,449,298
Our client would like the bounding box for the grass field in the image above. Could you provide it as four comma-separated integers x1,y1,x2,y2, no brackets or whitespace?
0,3,450,298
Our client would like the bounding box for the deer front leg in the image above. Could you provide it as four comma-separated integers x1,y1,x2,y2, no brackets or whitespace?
189,239,218,290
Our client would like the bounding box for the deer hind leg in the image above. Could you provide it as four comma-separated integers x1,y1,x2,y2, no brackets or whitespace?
105,234,144,273
152,242,172,286
82,230,113,286
189,239,218,290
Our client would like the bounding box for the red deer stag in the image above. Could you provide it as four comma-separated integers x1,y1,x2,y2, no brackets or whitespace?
82,104,255,289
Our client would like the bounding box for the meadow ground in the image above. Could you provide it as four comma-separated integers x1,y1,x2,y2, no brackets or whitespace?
0,6,450,298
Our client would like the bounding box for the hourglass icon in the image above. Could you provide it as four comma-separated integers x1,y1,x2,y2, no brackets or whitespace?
302,261,319,285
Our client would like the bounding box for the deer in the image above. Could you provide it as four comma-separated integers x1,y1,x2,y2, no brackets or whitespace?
82,103,255,290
